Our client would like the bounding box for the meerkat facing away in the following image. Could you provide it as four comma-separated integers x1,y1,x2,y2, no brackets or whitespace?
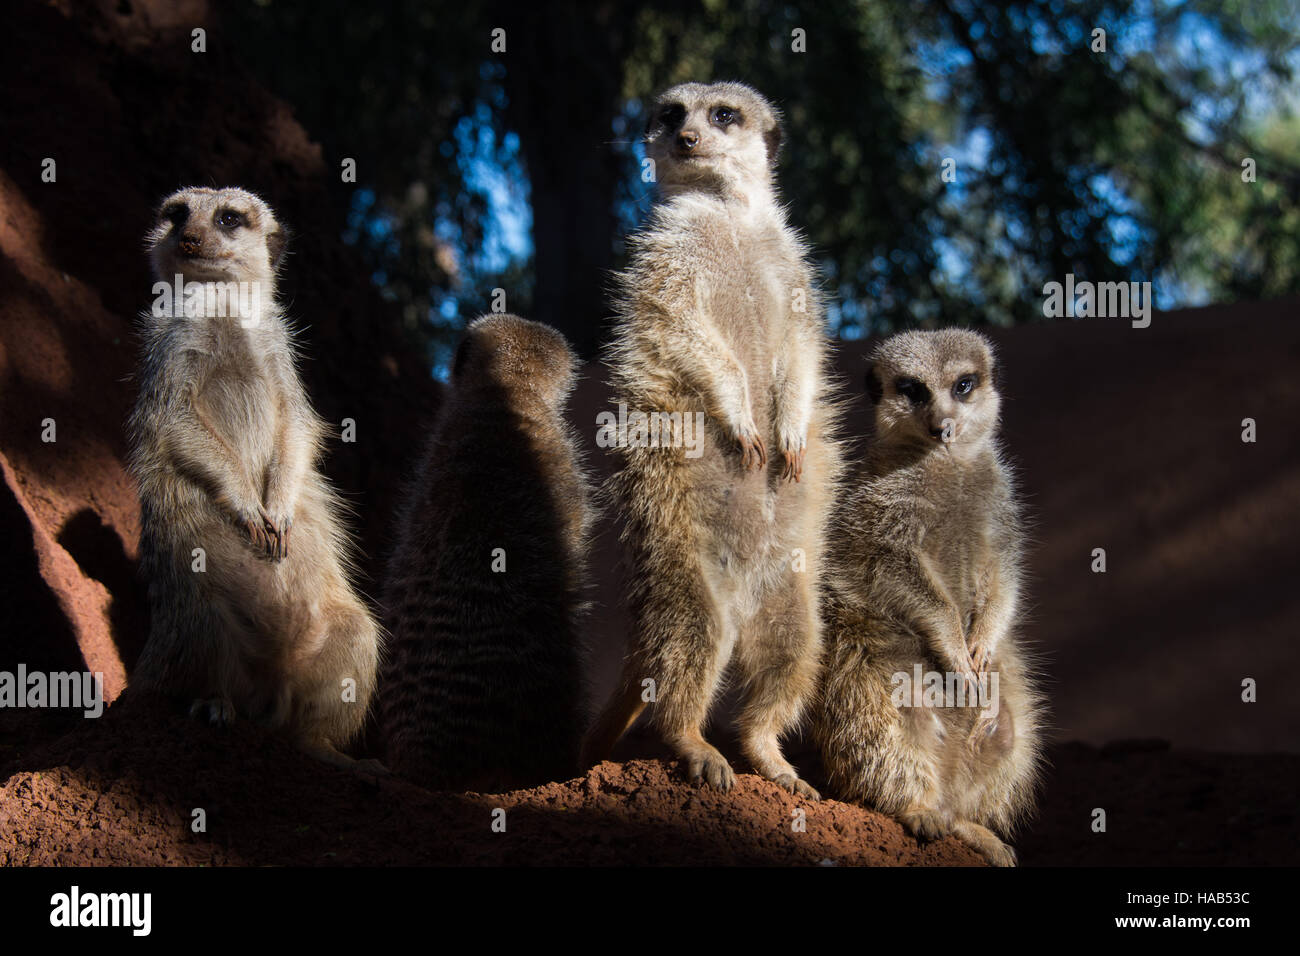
582,82,841,798
815,329,1042,866
379,315,593,792
128,187,381,769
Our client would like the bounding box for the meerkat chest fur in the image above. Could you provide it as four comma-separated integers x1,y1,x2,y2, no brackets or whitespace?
906,449,1005,614
620,194,811,407
159,309,303,487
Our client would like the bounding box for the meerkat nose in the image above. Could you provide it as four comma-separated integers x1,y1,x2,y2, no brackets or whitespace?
677,130,700,151
178,232,202,257
928,425,947,441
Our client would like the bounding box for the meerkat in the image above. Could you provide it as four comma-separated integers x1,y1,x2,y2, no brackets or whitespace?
379,314,593,793
582,82,841,798
127,186,381,770
815,329,1042,866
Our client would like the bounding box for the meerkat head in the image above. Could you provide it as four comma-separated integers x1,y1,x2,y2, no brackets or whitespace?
644,81,783,202
865,329,1001,454
452,314,579,410
146,187,287,286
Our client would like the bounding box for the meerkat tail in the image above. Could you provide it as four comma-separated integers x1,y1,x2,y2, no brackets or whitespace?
581,677,648,766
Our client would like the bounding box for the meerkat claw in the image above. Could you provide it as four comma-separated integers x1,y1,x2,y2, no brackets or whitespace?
737,431,767,472
189,697,235,727
278,516,292,559
774,772,820,800
781,447,804,482
686,751,736,792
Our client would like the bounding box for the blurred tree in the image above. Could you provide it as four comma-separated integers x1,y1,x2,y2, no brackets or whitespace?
226,0,1300,361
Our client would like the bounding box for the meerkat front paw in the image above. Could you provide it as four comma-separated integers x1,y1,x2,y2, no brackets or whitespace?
943,648,983,703
234,503,282,560
235,507,271,554
188,697,235,727
779,442,805,482
261,489,297,560
733,423,768,472
776,424,807,483
266,512,293,560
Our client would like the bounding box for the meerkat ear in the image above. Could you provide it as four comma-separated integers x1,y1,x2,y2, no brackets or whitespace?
985,343,1000,391
266,227,288,271
865,363,883,404
644,107,662,139
764,118,783,168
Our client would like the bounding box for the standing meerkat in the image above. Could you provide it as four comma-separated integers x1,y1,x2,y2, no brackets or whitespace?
815,329,1042,866
583,81,841,798
379,315,593,792
128,186,381,769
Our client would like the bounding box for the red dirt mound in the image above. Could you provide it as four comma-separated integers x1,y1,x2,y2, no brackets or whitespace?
0,696,983,866
3,696,1294,866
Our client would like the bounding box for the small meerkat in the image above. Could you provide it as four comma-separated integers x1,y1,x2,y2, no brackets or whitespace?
815,329,1042,866
582,82,841,799
128,186,381,769
379,315,593,792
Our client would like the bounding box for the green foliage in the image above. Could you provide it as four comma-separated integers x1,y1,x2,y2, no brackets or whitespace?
226,0,1300,355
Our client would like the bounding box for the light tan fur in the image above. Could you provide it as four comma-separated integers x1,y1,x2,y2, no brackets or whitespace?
816,329,1043,865
128,187,381,770
583,82,842,798
379,315,593,792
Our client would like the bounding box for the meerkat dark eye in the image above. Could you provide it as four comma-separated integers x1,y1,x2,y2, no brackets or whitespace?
656,103,686,133
953,374,978,399
711,106,736,126
216,209,245,230
163,204,189,228
895,377,930,404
